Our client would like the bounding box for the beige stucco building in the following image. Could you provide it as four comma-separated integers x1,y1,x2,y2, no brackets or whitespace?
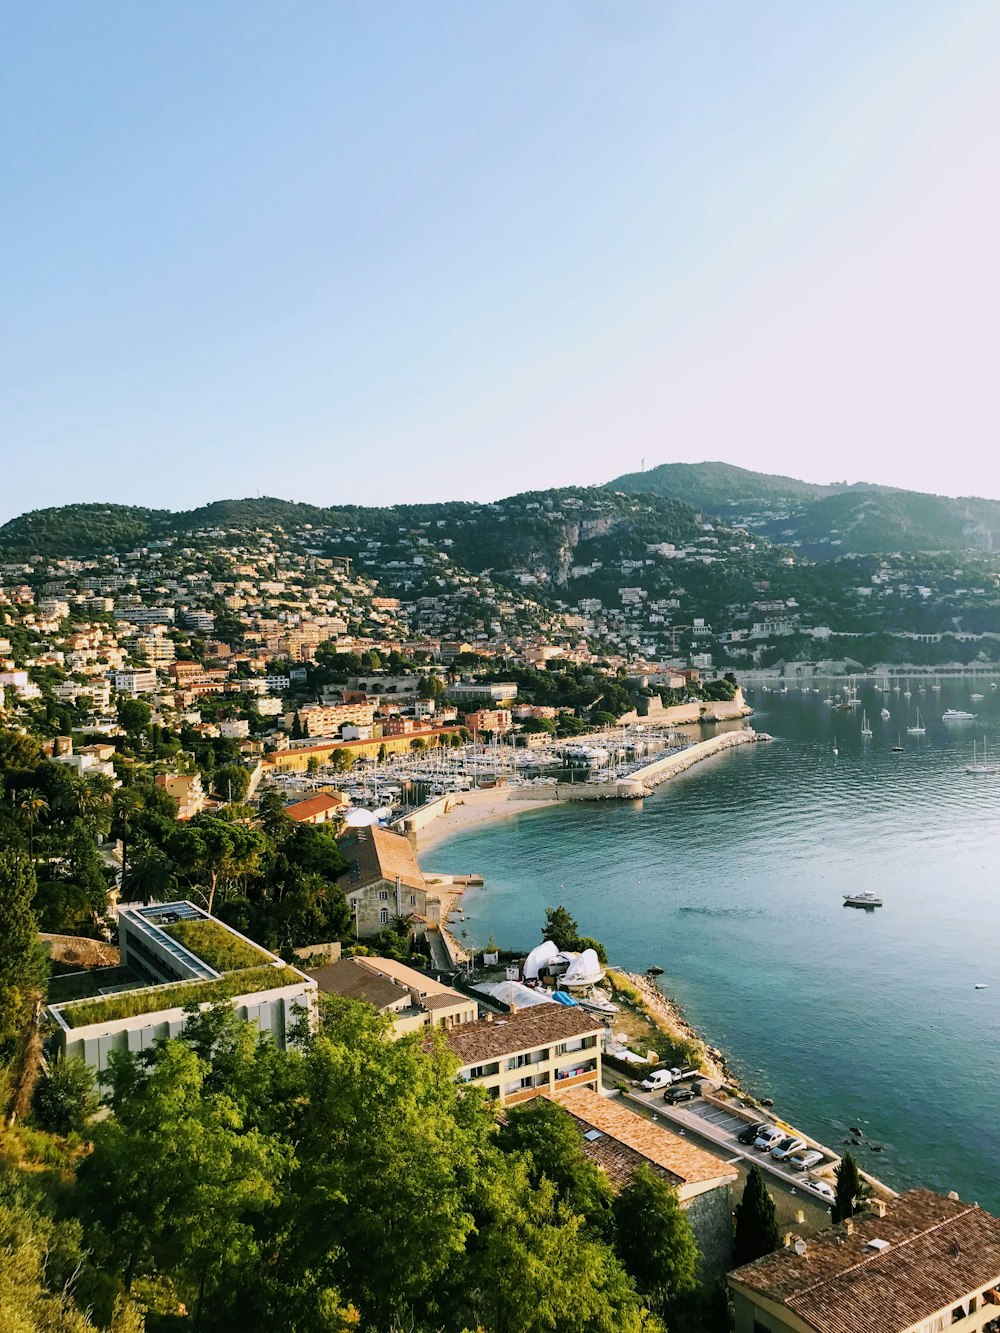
310,955,477,1036
445,1004,603,1105
729,1189,1000,1333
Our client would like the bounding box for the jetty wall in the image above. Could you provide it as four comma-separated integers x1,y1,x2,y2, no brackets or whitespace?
625,727,764,789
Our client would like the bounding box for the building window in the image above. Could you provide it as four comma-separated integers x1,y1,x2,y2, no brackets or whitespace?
379,907,389,925
378,890,390,901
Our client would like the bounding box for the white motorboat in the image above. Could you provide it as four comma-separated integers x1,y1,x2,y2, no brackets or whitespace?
577,989,619,1015
844,892,883,909
943,708,976,721
880,707,891,721
971,693,984,702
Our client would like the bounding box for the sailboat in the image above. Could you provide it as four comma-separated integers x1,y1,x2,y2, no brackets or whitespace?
906,708,926,736
903,682,912,700
965,739,1000,775
832,738,839,755
861,711,872,737
891,734,904,752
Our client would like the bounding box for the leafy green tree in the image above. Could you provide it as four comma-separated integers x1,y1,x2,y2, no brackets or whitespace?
831,1151,870,1224
76,1037,289,1309
286,1000,488,1326
168,814,267,914
542,905,580,951
215,763,250,802
257,787,292,840
497,1096,614,1232
613,1164,699,1316
459,1165,656,1333
116,697,151,743
0,1183,141,1332
120,834,176,904
0,848,46,1057
33,1055,99,1135
733,1164,780,1267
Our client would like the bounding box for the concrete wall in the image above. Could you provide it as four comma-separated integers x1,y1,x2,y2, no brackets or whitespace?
683,1184,734,1281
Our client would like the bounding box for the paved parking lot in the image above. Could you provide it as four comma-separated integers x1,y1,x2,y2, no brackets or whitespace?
620,1081,840,1223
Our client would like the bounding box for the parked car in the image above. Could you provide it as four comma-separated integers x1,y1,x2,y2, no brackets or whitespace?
788,1149,824,1172
640,1068,682,1092
737,1121,771,1146
753,1126,786,1152
806,1178,835,1201
663,1084,697,1104
771,1136,807,1162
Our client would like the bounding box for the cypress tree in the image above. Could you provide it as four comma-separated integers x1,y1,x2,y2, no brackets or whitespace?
832,1151,869,1224
733,1164,780,1266
291,710,303,740
0,848,46,1056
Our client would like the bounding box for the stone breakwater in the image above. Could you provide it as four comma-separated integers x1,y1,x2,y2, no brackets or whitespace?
515,726,770,802
624,726,770,790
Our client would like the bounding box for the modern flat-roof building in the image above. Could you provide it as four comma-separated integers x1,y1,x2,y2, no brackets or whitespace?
728,1189,1000,1333
444,1004,603,1104
48,901,316,1072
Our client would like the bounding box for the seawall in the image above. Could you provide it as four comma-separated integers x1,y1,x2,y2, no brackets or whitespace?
624,727,766,789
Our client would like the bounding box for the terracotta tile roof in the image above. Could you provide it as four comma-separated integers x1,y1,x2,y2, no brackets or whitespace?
730,1189,1000,1333
285,792,346,822
340,826,426,894
309,958,406,1009
445,1004,602,1065
545,1086,737,1190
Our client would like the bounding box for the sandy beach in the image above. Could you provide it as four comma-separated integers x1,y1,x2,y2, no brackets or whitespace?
414,790,560,855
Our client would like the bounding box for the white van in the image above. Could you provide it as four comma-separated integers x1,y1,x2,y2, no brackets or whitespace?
639,1067,682,1092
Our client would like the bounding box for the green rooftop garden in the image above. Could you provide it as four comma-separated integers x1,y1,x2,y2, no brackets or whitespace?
55,965,306,1029
161,917,273,973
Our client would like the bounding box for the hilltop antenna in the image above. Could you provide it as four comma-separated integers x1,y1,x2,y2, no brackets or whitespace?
641,456,646,472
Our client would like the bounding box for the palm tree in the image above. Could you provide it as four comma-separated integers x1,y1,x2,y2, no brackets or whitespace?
77,779,113,839
18,789,49,859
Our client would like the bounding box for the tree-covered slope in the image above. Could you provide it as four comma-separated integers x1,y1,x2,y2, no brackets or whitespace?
607,461,845,510
0,503,172,557
606,462,1000,558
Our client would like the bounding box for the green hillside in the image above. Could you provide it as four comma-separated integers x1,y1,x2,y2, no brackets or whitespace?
607,461,845,509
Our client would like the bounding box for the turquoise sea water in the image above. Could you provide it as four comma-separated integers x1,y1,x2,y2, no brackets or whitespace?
427,681,1000,1208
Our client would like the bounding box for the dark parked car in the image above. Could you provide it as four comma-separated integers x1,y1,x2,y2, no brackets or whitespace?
663,1085,697,1104
738,1121,771,1146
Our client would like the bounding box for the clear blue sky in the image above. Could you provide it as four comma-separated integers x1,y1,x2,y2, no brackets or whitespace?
4,1,999,521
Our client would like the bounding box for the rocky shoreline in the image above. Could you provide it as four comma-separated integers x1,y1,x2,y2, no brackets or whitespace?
614,969,736,1085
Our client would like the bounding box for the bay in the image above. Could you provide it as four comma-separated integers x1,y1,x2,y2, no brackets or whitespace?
425,679,1000,1209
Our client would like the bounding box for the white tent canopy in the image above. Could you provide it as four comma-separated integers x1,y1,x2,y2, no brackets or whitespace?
522,939,559,980
342,808,379,827
475,981,554,1010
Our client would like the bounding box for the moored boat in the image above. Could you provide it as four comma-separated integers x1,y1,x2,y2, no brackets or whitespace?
844,892,883,909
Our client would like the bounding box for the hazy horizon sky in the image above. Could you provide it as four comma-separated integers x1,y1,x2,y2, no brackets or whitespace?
4,2,1000,523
